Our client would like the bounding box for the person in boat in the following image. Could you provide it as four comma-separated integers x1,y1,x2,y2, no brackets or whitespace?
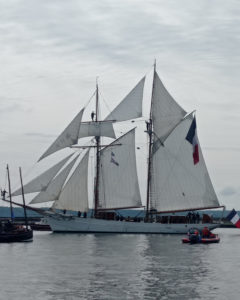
202,226,211,238
91,111,95,121
63,209,66,214
83,212,87,218
78,211,81,217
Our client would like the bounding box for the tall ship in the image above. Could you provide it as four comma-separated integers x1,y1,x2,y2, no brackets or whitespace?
12,64,224,233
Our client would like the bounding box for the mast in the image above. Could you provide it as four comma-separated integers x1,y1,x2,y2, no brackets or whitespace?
146,60,156,221
94,79,100,217
6,164,14,221
19,167,29,229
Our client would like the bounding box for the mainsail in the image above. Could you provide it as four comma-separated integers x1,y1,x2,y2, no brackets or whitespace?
53,150,89,212
105,77,145,121
150,71,220,212
12,153,74,197
30,155,79,204
99,128,142,209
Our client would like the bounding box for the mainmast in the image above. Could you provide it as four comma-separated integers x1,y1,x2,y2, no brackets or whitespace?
146,61,156,221
94,80,100,217
6,164,14,221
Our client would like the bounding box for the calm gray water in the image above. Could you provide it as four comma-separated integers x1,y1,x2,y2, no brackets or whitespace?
0,228,239,300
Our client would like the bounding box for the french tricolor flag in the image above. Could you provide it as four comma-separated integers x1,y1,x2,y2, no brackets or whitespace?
186,117,199,165
226,209,240,228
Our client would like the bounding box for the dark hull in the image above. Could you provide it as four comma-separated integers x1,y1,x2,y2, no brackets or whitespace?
0,229,33,243
30,224,51,231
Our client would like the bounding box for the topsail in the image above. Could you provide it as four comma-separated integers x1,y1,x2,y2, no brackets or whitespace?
105,77,145,122
38,109,84,161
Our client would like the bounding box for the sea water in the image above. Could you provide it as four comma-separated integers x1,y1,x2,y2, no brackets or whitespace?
0,228,239,300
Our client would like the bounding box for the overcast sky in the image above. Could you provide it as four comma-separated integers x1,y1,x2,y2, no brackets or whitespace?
0,0,239,209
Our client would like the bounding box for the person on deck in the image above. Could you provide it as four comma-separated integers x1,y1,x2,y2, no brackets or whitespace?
202,227,210,238
196,212,200,224
1,189,7,200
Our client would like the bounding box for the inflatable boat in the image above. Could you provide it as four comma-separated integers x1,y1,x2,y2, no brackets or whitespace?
182,228,220,244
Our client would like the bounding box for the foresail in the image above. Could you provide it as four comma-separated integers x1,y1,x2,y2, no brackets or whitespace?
78,122,116,139
150,115,220,212
30,155,79,204
38,109,84,161
12,153,74,197
99,128,142,209
105,77,145,122
53,150,89,212
152,72,186,143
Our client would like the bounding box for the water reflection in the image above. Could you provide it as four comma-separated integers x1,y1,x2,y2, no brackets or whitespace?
0,230,239,299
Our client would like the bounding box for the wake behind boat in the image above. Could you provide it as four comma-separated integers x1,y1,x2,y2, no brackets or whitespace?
12,63,224,234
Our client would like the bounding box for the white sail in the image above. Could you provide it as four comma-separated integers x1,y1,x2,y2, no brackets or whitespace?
38,109,84,161
99,128,142,209
150,114,219,212
12,153,74,197
30,155,79,204
105,77,145,122
53,150,89,212
78,122,116,139
152,72,186,146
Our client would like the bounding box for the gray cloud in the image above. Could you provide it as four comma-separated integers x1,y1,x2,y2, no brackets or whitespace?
0,0,240,208
220,186,238,197
0,103,24,114
25,132,57,139
1,0,239,70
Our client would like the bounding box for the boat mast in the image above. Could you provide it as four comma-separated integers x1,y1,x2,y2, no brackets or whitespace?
6,164,14,221
19,167,29,230
94,79,100,217
146,60,156,221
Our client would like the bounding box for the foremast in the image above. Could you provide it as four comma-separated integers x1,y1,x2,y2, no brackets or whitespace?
146,61,156,221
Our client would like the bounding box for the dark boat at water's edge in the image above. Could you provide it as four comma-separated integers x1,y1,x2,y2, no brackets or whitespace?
0,165,33,243
0,225,33,243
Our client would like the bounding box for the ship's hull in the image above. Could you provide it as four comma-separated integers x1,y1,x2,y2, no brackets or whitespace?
0,229,33,243
46,216,219,234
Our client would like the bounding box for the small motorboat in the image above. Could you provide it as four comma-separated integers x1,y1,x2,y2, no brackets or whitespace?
0,165,33,243
0,222,33,243
182,227,220,244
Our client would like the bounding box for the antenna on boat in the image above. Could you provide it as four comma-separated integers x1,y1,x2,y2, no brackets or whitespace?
19,167,29,230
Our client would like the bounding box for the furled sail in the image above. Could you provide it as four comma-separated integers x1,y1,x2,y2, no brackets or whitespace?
99,128,142,209
78,122,116,139
150,114,220,212
105,77,145,122
12,153,74,197
30,155,79,204
38,109,84,161
152,72,186,147
53,150,89,212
